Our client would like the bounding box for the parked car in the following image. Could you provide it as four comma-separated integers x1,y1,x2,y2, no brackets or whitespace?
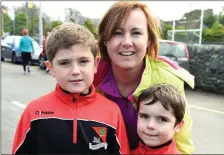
1,35,42,64
159,40,189,71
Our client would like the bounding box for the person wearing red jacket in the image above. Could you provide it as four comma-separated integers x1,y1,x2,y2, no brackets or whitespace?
131,84,185,154
12,23,130,155
41,32,50,72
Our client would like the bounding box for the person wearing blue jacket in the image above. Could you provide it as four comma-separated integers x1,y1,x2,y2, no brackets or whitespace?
18,29,34,74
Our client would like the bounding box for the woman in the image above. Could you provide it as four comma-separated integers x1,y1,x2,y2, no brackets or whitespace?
18,29,34,74
93,1,195,154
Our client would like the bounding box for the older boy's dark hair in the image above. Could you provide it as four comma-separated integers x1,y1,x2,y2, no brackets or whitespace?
46,22,98,62
137,84,186,125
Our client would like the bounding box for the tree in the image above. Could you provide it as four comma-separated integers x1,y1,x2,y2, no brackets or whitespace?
210,22,224,37
1,5,12,35
203,9,217,28
161,23,172,39
84,18,98,39
65,8,83,24
218,7,224,25
181,9,201,21
15,12,26,35
42,13,52,36
51,20,63,30
3,12,13,34
13,3,39,36
203,22,224,42
181,9,217,29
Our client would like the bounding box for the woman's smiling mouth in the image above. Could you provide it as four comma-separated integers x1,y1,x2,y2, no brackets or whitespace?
119,52,135,56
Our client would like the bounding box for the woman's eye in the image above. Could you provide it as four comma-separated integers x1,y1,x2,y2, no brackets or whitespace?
114,31,122,35
133,31,141,35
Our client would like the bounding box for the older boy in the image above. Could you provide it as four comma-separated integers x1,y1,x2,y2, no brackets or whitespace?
12,23,129,154
132,84,185,154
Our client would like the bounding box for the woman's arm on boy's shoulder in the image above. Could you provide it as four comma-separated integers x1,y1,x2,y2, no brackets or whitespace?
12,104,35,155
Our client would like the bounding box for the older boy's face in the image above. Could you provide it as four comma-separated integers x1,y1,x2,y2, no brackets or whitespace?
137,101,183,147
46,44,97,94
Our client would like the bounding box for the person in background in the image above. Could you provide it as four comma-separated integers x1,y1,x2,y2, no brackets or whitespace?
18,29,34,74
42,32,50,73
93,1,195,154
132,84,185,154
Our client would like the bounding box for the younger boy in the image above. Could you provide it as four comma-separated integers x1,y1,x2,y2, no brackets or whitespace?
132,84,185,154
12,23,129,154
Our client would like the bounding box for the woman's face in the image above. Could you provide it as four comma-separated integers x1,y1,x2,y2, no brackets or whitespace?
105,9,149,70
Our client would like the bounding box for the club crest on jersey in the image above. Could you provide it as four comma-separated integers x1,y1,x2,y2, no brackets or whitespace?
92,127,107,142
89,127,108,150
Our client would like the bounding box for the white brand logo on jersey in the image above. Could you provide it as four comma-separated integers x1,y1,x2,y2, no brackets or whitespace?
89,137,108,150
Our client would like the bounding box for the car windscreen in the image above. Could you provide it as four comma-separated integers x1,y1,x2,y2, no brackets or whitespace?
159,42,186,58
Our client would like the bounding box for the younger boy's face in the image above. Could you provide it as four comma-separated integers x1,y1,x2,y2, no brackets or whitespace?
46,44,97,94
137,100,183,147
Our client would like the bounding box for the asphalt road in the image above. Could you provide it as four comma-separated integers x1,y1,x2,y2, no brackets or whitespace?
1,61,224,154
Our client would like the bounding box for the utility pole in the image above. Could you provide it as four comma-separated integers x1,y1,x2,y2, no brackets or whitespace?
38,1,43,46
1,7,6,35
25,0,28,29
31,6,33,36
11,13,15,35
1,11,4,35
172,20,175,41
199,9,204,45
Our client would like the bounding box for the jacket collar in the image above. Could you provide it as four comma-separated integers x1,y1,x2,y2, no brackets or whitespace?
98,64,140,101
133,55,195,99
139,138,172,150
138,138,175,154
98,65,123,98
54,84,97,106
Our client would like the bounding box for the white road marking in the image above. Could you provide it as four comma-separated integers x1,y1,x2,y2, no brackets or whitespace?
189,105,224,115
11,101,26,109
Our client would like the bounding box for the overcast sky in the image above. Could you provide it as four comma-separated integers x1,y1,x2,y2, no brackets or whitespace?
3,1,224,21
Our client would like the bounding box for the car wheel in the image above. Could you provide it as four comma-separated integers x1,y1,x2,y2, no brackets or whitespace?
12,52,18,64
38,55,46,69
1,57,4,61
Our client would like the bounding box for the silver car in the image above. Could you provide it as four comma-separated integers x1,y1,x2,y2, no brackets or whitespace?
1,35,42,64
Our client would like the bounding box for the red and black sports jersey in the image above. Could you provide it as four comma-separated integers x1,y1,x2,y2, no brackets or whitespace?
12,85,130,154
131,139,181,154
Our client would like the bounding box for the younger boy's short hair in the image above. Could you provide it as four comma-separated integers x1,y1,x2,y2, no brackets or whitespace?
46,22,98,62
137,84,186,125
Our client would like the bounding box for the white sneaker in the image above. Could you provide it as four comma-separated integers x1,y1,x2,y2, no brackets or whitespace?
27,66,31,73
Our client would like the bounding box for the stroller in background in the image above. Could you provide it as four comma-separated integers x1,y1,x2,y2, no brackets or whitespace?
39,51,47,70
39,38,49,72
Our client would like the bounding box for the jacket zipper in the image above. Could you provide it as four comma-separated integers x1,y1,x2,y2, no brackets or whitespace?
73,97,78,144
73,97,76,102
